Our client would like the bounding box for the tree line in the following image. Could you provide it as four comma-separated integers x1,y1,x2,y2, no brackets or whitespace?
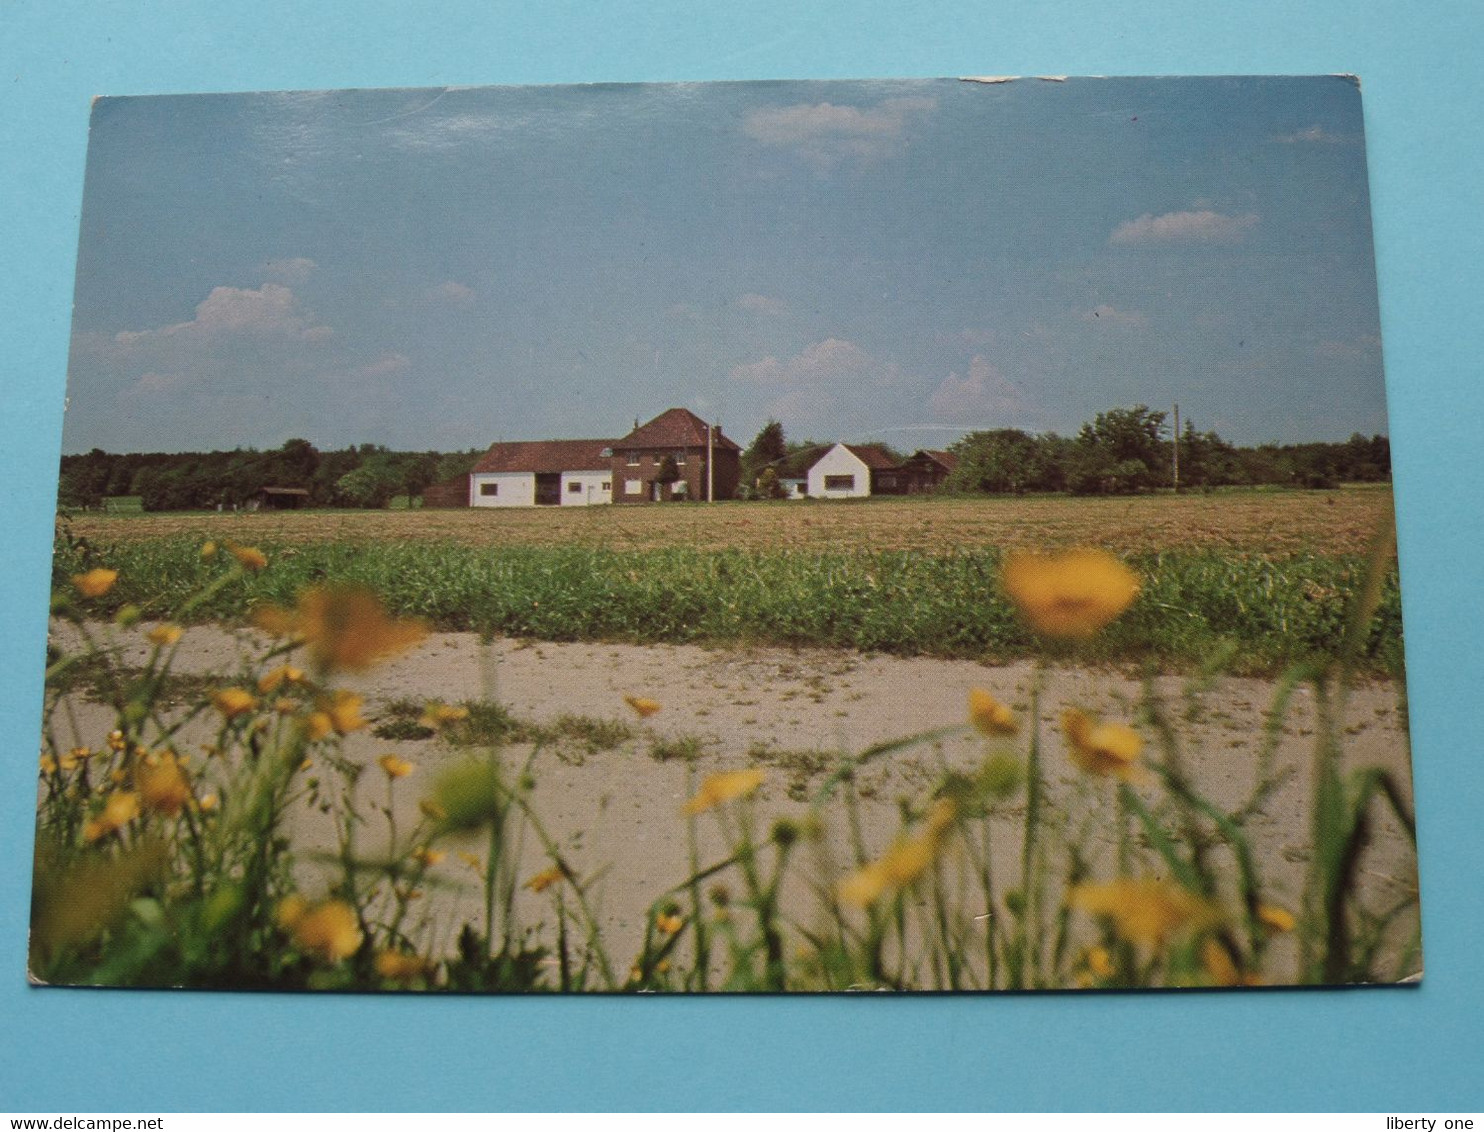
740,406,1389,498
941,406,1388,495
60,406,1391,512
58,440,483,511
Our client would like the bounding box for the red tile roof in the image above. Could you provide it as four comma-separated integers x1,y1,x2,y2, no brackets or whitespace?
472,439,616,474
616,408,741,452
915,449,959,472
842,443,902,470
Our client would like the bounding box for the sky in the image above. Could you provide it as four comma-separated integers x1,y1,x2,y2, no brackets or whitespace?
62,76,1389,455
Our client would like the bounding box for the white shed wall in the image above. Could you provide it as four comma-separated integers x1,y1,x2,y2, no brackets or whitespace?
471,471,536,507
806,444,871,499
560,470,612,506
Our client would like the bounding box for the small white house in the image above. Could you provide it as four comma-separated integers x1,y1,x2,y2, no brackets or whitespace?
469,439,616,508
804,443,900,499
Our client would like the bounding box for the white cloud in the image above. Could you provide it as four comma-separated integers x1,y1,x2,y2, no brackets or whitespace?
730,338,876,385
735,292,787,316
1315,334,1382,360
429,280,475,306
1274,124,1351,144
128,372,187,395
1082,304,1148,328
359,351,412,377
929,356,1026,420
742,96,936,166
262,257,317,284
1109,210,1259,246
112,283,332,346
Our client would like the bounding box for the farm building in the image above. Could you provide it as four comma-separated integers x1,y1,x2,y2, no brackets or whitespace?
758,445,956,499
252,486,311,510
804,443,904,499
897,449,958,493
611,408,741,504
462,408,741,508
470,439,615,507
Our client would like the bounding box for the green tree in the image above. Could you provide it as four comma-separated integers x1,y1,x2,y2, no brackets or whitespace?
1071,405,1169,494
742,420,788,485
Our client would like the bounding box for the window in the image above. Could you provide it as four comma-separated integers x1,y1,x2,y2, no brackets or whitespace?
675,450,687,465
672,481,687,495
601,481,611,491
568,481,583,494
879,474,897,489
479,482,498,496
625,479,643,495
626,451,640,466
824,474,856,491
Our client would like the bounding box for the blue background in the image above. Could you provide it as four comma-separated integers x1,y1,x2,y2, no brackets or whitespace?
2,0,1480,1112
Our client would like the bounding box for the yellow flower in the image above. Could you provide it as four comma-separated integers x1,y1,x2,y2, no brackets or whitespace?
457,851,482,873
655,911,684,935
136,751,193,816
418,702,469,729
200,541,218,559
107,729,127,752
1257,904,1296,934
411,846,444,868
1085,946,1115,980
837,828,945,908
1062,709,1142,780
83,791,140,842
226,543,268,571
72,568,119,599
39,754,58,775
378,754,415,779
969,688,1018,736
1202,938,1241,986
624,695,662,718
306,690,366,739
1002,549,1139,638
257,665,305,694
146,623,183,647
212,687,258,719
375,949,429,983
290,899,362,962
524,866,565,894
683,768,765,815
198,793,220,814
420,798,449,822
1067,878,1218,950
275,894,308,930
253,585,427,674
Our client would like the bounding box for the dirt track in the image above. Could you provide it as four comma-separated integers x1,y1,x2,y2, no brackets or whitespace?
45,624,1421,984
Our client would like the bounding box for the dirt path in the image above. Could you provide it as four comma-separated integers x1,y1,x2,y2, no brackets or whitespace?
43,624,1420,984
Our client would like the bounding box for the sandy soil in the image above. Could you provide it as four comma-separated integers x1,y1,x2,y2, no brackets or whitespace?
43,624,1421,985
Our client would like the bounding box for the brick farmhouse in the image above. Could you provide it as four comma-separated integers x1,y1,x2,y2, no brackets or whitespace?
459,408,741,508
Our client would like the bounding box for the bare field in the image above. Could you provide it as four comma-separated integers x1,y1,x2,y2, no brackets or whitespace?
65,486,1395,557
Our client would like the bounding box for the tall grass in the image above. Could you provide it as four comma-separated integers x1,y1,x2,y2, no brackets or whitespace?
30,532,1418,992
52,533,1403,675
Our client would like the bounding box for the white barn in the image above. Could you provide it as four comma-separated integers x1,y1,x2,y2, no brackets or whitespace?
804,443,901,499
469,439,616,508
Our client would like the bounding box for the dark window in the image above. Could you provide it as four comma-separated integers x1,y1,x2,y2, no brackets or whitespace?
601,481,611,491
479,483,498,496
568,481,582,493
824,474,856,491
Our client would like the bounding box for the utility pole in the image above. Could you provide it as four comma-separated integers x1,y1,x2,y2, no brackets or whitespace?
707,422,715,503
1172,402,1180,493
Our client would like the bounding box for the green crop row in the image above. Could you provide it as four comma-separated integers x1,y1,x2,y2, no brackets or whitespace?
53,535,1404,675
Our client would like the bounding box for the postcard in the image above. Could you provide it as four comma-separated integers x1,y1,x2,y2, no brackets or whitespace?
31,76,1417,992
